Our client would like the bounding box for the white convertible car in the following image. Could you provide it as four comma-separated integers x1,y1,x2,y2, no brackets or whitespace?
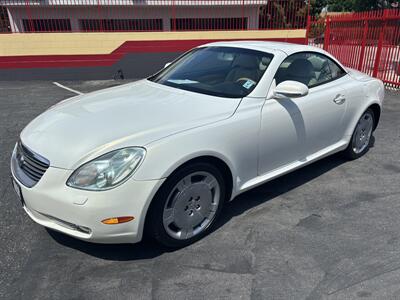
11,41,384,247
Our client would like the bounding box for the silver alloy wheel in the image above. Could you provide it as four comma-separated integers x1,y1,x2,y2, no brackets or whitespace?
162,171,221,240
352,111,374,154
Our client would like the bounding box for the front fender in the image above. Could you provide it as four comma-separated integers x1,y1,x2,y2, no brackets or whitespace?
132,97,265,197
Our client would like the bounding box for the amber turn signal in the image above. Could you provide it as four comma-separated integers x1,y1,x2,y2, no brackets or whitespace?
101,216,134,225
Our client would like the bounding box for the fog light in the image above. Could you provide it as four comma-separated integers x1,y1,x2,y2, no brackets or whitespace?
101,216,134,225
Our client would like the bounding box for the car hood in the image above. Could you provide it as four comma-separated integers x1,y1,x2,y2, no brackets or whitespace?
21,80,241,169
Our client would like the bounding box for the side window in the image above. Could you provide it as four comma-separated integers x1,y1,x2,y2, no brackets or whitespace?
328,59,346,79
275,52,346,88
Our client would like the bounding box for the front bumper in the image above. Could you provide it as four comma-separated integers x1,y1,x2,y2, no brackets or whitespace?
11,166,164,244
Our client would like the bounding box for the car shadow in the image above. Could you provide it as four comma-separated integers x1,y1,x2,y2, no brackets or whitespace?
214,153,348,228
48,152,348,261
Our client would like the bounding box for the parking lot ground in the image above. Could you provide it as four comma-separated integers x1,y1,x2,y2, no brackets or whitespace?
0,80,399,300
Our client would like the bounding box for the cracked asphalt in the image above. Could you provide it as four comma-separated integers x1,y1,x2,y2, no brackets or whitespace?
0,80,399,299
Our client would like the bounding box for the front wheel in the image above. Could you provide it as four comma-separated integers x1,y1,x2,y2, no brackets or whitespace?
343,109,375,160
146,162,226,248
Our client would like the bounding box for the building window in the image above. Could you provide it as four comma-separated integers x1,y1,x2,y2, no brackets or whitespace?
22,19,71,32
79,19,163,32
172,18,247,31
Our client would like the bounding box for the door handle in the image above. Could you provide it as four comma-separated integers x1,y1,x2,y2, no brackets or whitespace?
333,94,346,105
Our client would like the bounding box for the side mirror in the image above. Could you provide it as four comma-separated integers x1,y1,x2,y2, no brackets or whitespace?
274,80,309,98
164,62,172,68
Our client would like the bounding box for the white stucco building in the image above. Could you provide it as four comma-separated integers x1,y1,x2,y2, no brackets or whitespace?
2,0,271,32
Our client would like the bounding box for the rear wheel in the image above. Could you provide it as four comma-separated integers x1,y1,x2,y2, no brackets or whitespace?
146,162,226,248
343,109,375,160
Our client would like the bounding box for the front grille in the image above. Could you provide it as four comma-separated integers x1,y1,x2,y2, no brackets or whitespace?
12,141,50,187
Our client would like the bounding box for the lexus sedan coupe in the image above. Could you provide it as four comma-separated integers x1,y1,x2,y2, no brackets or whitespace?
11,41,384,247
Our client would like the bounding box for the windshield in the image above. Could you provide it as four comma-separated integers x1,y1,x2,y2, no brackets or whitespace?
148,46,274,98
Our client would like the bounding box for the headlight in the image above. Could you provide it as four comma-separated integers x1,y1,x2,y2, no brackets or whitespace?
67,147,146,191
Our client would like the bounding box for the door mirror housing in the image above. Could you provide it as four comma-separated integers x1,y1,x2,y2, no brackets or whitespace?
274,80,309,98
164,62,172,68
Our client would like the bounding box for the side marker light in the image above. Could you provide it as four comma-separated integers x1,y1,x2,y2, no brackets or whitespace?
101,216,134,225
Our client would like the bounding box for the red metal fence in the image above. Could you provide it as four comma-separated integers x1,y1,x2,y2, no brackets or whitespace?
308,9,400,88
0,0,308,33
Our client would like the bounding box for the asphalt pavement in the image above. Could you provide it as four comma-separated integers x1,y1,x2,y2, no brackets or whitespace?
0,80,399,299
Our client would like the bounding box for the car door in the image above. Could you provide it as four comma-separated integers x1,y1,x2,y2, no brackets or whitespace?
258,52,348,175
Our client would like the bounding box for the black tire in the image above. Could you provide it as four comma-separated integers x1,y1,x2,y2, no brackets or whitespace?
343,108,375,160
145,161,226,248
